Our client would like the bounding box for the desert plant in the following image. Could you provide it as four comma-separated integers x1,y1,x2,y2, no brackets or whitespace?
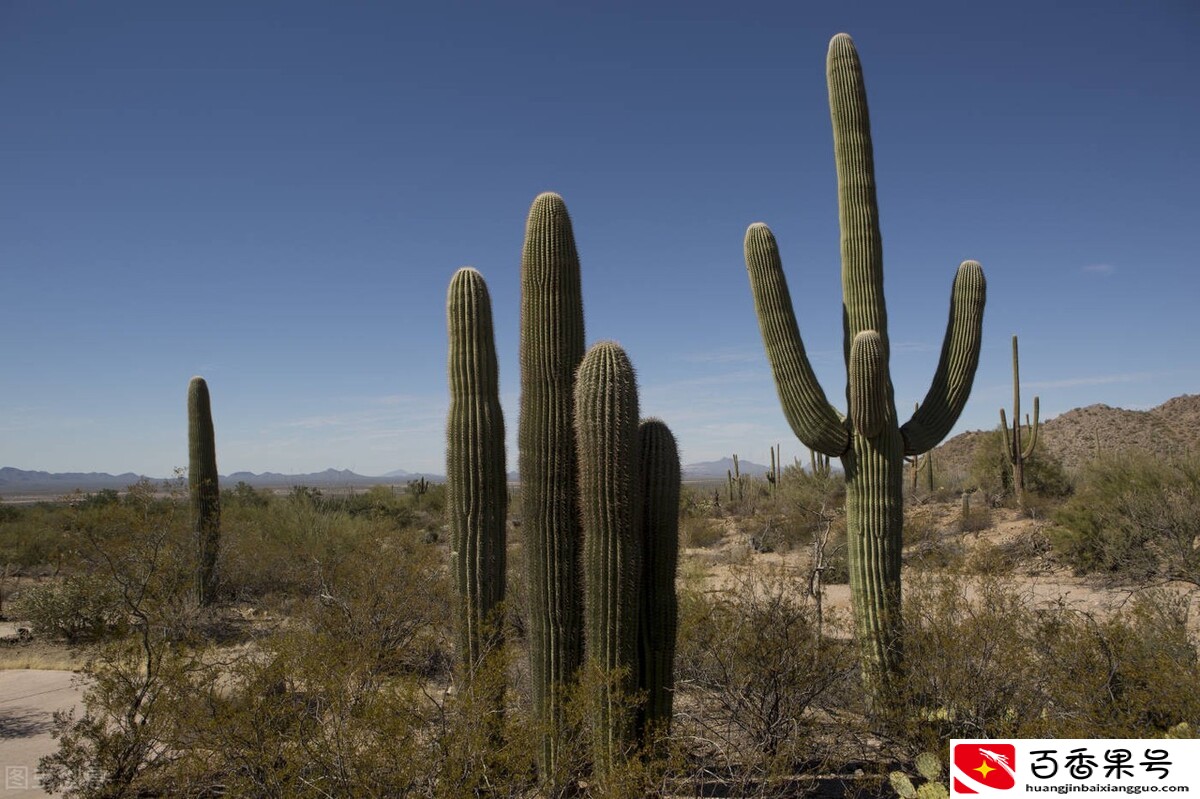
1050,452,1200,584
636,418,681,744
446,267,507,681
1000,335,1040,509
520,191,587,777
743,33,986,705
575,341,642,771
187,376,220,607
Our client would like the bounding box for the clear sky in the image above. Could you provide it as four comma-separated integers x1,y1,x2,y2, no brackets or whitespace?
2,1,1197,478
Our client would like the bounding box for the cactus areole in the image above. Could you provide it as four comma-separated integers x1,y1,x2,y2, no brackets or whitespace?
743,34,986,704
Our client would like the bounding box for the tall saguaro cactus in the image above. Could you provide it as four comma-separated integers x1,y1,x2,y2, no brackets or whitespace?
1000,334,1039,509
636,418,680,743
743,33,986,703
446,267,507,677
575,341,641,772
520,192,587,774
188,376,220,607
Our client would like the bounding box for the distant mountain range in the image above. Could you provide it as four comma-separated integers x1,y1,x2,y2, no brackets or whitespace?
0,467,445,496
10,395,1195,497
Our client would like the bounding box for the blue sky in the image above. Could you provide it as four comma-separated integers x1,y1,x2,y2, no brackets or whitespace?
2,1,1197,477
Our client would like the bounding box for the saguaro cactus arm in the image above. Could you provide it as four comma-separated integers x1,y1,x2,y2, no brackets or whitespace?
829,32,886,355
745,223,849,457
849,330,888,439
900,261,987,455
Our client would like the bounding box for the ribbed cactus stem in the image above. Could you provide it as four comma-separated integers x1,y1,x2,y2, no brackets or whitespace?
519,192,586,776
744,33,986,706
188,376,220,607
575,341,641,771
1000,334,1039,508
849,331,888,438
636,418,680,743
446,267,507,678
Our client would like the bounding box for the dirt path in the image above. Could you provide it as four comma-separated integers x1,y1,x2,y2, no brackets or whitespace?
0,670,83,797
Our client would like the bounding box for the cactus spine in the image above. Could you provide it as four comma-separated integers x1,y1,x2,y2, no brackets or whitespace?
636,418,680,743
575,341,641,771
1000,334,1039,509
446,267,507,678
519,192,586,775
188,376,220,607
743,33,986,703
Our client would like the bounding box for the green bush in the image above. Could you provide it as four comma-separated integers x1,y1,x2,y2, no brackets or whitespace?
1049,452,1200,584
14,574,128,643
676,566,856,766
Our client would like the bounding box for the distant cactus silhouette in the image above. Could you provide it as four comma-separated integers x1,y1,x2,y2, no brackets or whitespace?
744,33,986,704
188,376,220,607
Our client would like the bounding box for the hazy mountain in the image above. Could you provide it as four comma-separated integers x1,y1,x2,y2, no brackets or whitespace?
682,457,771,480
0,467,445,496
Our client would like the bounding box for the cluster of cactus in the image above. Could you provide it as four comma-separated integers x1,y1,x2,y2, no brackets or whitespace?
809,446,832,478
743,33,986,703
188,376,221,607
445,193,681,782
1000,334,1039,509
890,752,949,799
726,453,745,502
407,474,430,503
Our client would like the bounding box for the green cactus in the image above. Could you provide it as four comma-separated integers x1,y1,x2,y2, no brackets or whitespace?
810,446,831,479
407,475,430,503
743,33,986,703
575,341,641,771
519,192,587,774
1000,334,1039,509
766,444,779,493
188,376,220,607
636,418,680,744
446,267,507,679
890,752,949,799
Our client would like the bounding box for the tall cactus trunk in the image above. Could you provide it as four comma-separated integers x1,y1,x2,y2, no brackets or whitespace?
575,342,641,774
636,419,680,746
1000,334,1039,510
188,377,220,607
743,34,986,709
519,192,587,780
446,267,507,688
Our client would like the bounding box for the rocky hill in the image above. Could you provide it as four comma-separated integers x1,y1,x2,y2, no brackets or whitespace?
932,394,1200,478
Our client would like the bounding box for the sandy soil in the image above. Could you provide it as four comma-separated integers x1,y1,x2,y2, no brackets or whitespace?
0,669,83,797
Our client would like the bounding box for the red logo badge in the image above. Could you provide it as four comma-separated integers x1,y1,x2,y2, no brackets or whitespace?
952,743,1016,793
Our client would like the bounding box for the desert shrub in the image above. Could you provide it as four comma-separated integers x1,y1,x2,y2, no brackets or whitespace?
14,573,128,643
676,566,856,770
1035,590,1200,737
1049,452,1200,583
681,515,723,549
899,576,1200,751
